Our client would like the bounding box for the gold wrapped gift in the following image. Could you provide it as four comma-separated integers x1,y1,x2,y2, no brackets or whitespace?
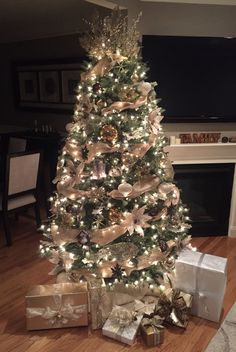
25,283,88,330
155,288,192,328
141,316,165,346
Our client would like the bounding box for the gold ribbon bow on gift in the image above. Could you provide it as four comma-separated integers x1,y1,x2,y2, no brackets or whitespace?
141,315,165,345
155,289,191,328
26,294,87,327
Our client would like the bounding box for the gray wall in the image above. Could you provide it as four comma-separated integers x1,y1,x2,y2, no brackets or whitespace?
0,35,85,132
0,1,236,133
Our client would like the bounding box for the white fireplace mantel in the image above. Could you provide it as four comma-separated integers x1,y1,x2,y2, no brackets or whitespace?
164,143,236,237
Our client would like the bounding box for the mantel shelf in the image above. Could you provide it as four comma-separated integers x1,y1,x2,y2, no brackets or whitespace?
164,143,236,165
167,142,236,147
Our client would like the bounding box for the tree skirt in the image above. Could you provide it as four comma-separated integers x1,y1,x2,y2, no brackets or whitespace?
205,303,236,352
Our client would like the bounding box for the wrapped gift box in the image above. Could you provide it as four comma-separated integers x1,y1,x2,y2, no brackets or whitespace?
89,281,114,330
89,281,142,330
140,316,165,346
102,306,143,345
155,288,192,328
175,249,227,322
26,282,88,330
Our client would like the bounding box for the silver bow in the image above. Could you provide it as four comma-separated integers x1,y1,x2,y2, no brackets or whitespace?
26,294,87,326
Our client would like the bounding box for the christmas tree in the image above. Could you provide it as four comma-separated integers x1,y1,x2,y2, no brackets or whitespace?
40,10,191,289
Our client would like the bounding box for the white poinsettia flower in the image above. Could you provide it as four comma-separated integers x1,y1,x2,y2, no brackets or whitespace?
124,206,152,237
137,82,152,96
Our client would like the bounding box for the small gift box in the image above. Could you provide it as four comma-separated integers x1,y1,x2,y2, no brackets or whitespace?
25,282,88,330
175,249,227,322
102,306,143,345
155,288,192,328
141,315,165,346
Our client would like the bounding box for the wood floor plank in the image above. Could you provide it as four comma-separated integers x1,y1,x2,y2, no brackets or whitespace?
0,214,236,352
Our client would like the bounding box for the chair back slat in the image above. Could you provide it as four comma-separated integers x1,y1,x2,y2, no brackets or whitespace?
8,138,27,153
8,152,40,196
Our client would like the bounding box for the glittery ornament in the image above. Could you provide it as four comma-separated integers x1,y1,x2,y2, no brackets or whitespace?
93,82,101,92
66,204,73,213
77,230,91,245
108,208,122,224
148,207,159,217
100,124,118,142
159,240,168,252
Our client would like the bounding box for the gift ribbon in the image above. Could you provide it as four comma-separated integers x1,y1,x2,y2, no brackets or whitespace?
195,253,209,317
109,305,136,328
26,294,87,327
155,289,191,328
141,316,164,345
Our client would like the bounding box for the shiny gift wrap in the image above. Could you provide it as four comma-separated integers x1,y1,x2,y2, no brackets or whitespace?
155,288,192,328
141,316,165,346
102,306,143,345
25,283,88,330
175,249,227,322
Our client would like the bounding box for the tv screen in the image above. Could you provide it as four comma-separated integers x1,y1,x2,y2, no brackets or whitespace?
142,35,236,123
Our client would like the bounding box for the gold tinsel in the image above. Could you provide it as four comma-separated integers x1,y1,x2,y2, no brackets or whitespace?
100,124,118,142
80,8,141,59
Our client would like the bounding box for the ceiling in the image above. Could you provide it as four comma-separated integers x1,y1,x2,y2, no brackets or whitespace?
0,0,236,44
0,0,111,44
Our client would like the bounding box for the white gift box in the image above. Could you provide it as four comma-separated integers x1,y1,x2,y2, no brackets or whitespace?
102,307,143,345
175,249,227,323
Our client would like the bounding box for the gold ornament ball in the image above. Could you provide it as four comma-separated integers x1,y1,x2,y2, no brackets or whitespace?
100,124,118,142
108,208,122,224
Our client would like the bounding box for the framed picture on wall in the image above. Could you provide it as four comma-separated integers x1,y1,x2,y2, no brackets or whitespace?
18,71,38,102
13,58,85,112
39,71,60,103
61,70,81,103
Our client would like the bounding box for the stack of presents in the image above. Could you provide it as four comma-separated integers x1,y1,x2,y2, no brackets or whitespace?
25,249,227,347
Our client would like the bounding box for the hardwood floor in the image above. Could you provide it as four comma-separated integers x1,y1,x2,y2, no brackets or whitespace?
0,213,236,352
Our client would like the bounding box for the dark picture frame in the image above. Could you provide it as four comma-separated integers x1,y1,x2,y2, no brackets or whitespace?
13,59,85,113
18,71,38,102
39,71,60,103
61,70,81,103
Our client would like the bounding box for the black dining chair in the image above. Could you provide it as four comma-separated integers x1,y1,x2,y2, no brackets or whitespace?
8,137,27,153
0,150,42,246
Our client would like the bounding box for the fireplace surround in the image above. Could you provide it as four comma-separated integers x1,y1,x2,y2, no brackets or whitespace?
165,142,236,237
174,163,234,236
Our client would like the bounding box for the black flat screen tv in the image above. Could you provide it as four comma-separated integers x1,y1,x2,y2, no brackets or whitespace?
142,35,236,123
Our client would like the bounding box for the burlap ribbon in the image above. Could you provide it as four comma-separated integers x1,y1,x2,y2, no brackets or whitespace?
26,294,87,327
81,57,113,81
80,53,128,82
109,176,160,199
155,289,192,328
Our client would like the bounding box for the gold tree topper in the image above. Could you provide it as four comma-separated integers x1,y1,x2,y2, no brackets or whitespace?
80,7,141,59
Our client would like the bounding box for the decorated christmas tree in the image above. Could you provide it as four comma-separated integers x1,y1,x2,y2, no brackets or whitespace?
40,10,191,289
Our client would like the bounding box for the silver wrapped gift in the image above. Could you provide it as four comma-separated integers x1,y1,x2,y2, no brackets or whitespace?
175,249,227,322
102,306,143,345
